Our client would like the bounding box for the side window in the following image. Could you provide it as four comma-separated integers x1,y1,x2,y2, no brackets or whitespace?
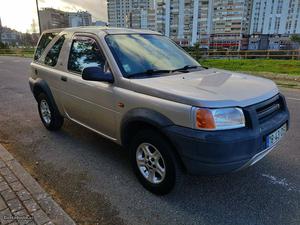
68,37,105,74
44,35,65,67
34,32,57,61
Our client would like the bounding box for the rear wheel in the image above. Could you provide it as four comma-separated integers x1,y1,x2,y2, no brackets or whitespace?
37,93,63,131
129,129,182,195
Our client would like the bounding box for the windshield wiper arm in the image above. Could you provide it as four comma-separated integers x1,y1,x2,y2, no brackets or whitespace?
171,65,199,73
126,69,171,78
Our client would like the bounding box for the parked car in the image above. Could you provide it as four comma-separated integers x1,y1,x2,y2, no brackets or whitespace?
29,27,289,195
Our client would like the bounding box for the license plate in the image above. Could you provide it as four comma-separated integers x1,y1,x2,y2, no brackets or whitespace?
266,123,287,148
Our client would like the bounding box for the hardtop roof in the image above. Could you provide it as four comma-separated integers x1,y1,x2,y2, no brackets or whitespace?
42,26,161,35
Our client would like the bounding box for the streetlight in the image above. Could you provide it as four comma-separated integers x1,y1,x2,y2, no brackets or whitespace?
36,0,42,34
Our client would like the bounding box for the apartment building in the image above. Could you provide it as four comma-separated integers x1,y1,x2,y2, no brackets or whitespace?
249,0,300,50
39,8,92,32
107,0,300,49
107,0,132,27
39,8,68,32
209,0,252,49
68,11,92,28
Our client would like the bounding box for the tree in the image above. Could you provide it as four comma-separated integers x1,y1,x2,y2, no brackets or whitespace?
0,41,9,49
290,34,300,44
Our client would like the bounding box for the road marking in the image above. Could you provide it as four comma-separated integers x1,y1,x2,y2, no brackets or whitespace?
13,60,21,63
287,97,300,101
262,173,299,192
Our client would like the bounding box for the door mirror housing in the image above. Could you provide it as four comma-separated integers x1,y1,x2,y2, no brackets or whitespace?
82,67,114,83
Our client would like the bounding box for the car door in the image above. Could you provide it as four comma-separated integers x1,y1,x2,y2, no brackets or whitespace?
59,34,117,140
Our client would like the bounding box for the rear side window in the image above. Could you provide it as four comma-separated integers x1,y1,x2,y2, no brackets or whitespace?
68,37,105,74
44,35,65,67
34,32,57,61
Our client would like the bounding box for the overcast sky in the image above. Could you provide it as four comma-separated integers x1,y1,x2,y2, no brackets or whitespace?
0,0,107,33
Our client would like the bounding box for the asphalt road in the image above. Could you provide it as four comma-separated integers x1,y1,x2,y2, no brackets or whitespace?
0,56,299,225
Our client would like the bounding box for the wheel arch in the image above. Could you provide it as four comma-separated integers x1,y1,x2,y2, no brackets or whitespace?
30,78,60,115
120,108,187,172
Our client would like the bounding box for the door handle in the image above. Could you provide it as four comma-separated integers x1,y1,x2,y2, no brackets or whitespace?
61,76,67,82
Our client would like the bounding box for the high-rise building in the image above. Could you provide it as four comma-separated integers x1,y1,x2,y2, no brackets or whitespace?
249,0,300,50
250,0,300,35
39,8,68,32
39,8,92,32
68,11,92,28
107,0,132,27
209,0,253,49
107,0,300,49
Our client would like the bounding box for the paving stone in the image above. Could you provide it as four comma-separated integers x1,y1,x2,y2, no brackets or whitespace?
16,189,32,201
32,210,50,225
38,196,75,225
0,167,11,176
0,208,14,225
7,198,23,213
0,181,10,192
23,199,40,213
4,173,18,183
9,181,23,192
1,189,17,201
0,160,5,168
0,145,14,161
44,222,55,225
0,196,7,210
0,144,75,225
13,209,34,225
26,221,37,225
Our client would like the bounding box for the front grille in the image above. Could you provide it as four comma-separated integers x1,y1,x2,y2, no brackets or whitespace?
255,95,283,123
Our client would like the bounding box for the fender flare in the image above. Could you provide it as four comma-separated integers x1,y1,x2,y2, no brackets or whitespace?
120,108,174,146
29,78,60,113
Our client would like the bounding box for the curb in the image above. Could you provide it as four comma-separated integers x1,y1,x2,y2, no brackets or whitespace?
0,144,76,225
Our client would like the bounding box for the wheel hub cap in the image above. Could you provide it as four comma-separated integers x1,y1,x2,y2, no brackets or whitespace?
40,100,51,125
136,143,166,184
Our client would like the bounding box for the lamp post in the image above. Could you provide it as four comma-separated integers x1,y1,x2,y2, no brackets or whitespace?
36,0,42,34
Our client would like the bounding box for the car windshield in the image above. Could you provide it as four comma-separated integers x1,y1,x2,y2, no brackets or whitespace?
105,34,201,78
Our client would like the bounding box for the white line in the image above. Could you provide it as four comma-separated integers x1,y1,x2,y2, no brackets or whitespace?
287,97,300,101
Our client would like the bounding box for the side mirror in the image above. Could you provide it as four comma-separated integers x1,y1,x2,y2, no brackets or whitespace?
82,67,114,83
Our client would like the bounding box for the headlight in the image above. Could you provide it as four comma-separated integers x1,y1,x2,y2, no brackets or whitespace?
193,107,245,130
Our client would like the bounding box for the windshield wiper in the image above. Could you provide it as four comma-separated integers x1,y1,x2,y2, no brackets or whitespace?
126,69,171,78
171,65,199,73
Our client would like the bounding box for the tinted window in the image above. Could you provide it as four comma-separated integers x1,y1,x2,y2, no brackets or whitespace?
68,37,105,74
34,32,57,61
44,35,65,67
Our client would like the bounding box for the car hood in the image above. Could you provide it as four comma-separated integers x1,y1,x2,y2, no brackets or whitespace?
128,68,279,108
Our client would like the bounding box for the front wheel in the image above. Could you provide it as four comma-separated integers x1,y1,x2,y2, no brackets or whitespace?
129,129,182,195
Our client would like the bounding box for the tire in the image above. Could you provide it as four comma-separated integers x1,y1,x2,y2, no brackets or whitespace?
129,129,182,195
37,92,64,131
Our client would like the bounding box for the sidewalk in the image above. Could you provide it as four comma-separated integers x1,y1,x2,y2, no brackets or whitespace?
0,144,76,225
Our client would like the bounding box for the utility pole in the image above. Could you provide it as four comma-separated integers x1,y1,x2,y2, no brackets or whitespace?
36,0,42,34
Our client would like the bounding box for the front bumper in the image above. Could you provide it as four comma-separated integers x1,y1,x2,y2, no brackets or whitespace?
164,94,290,175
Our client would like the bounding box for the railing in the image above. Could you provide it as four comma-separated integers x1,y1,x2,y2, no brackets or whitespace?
0,48,35,57
186,49,300,60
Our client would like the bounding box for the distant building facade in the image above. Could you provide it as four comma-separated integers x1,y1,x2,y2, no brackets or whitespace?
68,11,92,27
39,8,68,31
39,8,92,32
248,0,300,50
107,0,300,49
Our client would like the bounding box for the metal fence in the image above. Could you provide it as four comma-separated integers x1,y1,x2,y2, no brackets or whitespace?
186,49,300,61
1,48,300,61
